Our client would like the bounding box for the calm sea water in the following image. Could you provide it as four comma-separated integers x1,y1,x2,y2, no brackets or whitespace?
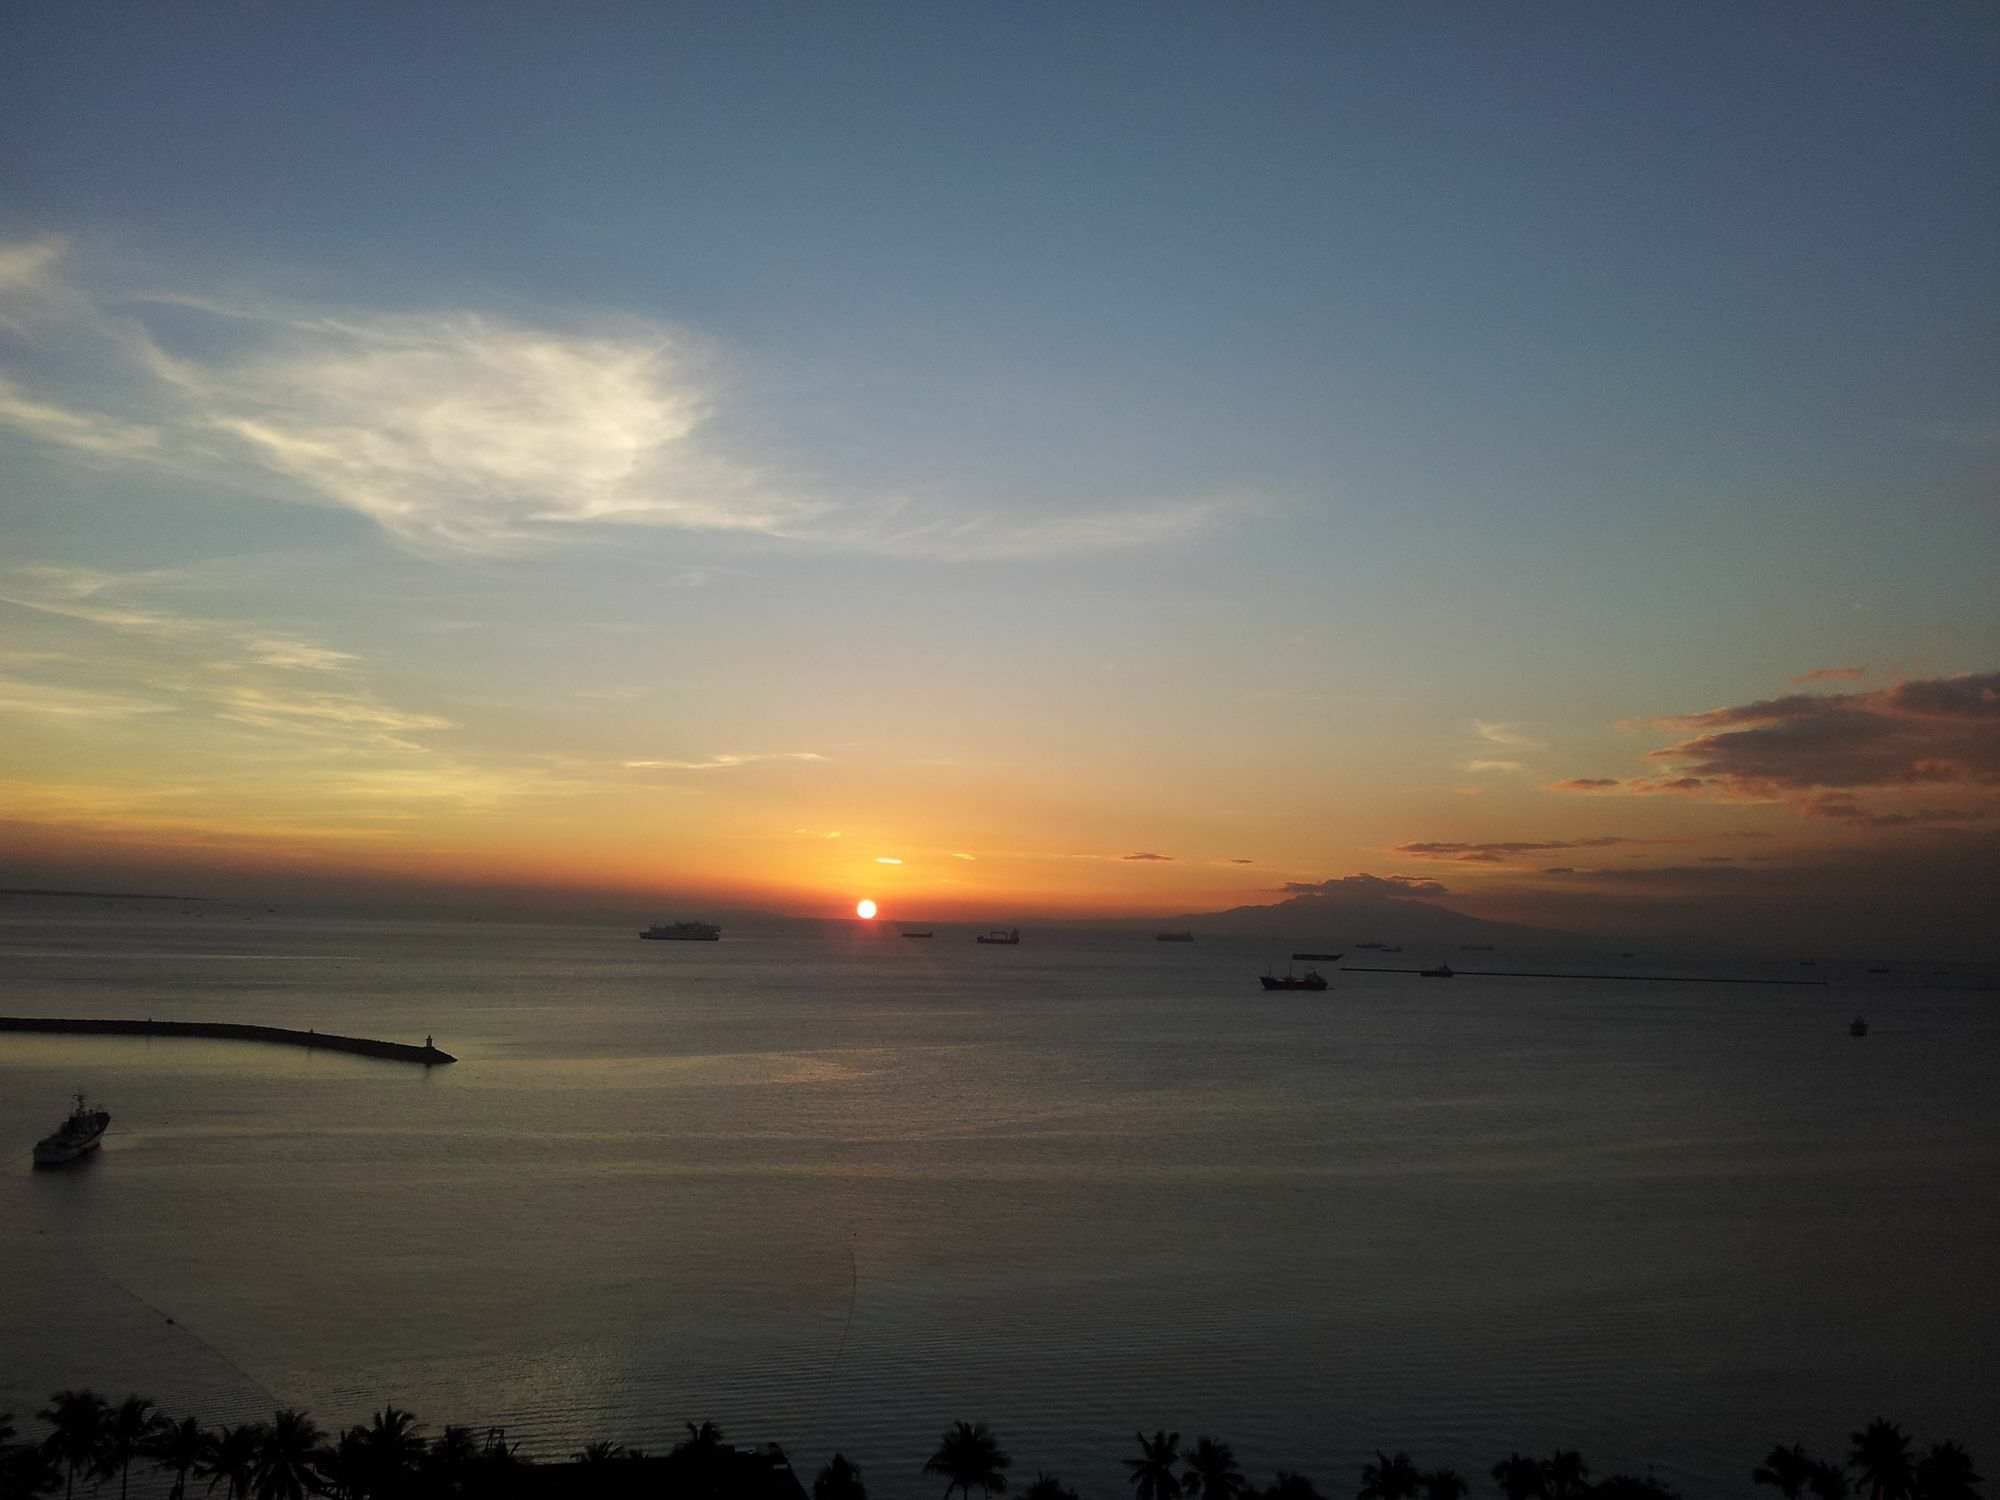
2,907,1996,1498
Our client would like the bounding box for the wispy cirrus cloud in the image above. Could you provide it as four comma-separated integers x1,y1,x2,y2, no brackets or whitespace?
1281,872,1451,899
1393,835,1675,865
0,562,447,755
620,752,827,773
1546,774,1705,796
1791,666,1865,684
1122,851,1174,861
0,675,177,721
0,239,1251,559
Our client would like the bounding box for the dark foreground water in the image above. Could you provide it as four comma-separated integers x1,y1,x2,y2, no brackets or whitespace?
2,907,1996,1498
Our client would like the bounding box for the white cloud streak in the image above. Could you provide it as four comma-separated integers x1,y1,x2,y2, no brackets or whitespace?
0,240,1250,560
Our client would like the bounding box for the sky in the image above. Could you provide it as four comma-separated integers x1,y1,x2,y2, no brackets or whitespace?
1,3,1995,949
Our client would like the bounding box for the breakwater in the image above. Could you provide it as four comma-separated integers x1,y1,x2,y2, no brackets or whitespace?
1339,966,1829,986
0,1016,455,1064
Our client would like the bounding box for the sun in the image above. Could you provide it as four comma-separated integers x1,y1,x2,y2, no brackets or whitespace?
855,899,877,920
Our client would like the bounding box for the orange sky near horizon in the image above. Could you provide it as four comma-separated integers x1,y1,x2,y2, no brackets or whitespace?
2,9,1996,949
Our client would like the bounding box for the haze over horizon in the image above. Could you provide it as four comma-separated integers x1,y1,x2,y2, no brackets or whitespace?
3,5,1996,954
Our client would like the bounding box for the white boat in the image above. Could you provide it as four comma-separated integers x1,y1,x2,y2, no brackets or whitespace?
34,1093,110,1167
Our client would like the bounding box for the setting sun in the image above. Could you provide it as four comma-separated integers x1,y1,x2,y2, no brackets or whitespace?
855,899,877,920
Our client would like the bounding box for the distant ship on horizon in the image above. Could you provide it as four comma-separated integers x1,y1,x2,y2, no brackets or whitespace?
1260,969,1328,991
976,929,1021,945
1156,930,1194,942
640,920,720,941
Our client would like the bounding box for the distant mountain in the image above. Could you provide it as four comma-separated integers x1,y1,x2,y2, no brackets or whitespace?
1142,876,1570,949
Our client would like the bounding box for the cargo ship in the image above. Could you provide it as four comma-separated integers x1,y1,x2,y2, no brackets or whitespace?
640,921,721,941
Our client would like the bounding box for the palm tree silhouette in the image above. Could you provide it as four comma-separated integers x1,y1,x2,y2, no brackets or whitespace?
1807,1462,1850,1500
2,1435,63,1500
1850,1421,1916,1500
1541,1451,1589,1500
1756,1445,1818,1500
1127,1431,1184,1500
1422,1469,1468,1500
148,1417,208,1500
816,1454,867,1500
1023,1477,1079,1500
573,1441,624,1467
424,1426,479,1497
199,1424,261,1500
1184,1437,1245,1500
923,1422,1010,1500
96,1397,164,1500
1265,1473,1324,1500
355,1407,425,1497
250,1411,322,1500
36,1391,107,1500
1492,1453,1546,1500
1360,1452,1421,1500
1913,1442,1981,1500
314,1431,364,1500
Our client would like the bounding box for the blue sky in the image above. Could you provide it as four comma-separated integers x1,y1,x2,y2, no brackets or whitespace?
2,4,1995,942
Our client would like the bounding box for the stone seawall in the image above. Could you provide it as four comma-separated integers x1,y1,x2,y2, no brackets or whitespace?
0,1016,455,1064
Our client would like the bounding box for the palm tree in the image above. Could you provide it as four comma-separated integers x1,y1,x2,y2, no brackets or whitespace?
149,1418,209,1500
199,1424,262,1500
1808,1463,1850,1500
1265,1475,1324,1500
1185,1438,1246,1500
924,1422,1010,1500
816,1454,867,1500
1359,1452,1420,1500
1,1442,64,1500
96,1398,164,1500
671,1421,729,1491
1128,1432,1184,1500
354,1408,424,1499
37,1391,107,1500
1540,1452,1589,1500
1851,1421,1916,1500
423,1428,478,1499
1023,1478,1078,1500
1492,1454,1545,1500
1421,1470,1466,1500
1757,1446,1818,1500
1913,1443,1981,1500
572,1442,623,1467
312,1433,363,1500
250,1410,322,1500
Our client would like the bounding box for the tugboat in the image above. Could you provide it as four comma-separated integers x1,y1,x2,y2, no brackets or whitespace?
34,1093,110,1167
1419,963,1455,979
1260,968,1328,991
1849,1018,1869,1037
976,929,1021,945
640,921,720,941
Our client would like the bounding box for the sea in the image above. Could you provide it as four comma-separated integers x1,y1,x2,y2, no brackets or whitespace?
2,904,1996,1499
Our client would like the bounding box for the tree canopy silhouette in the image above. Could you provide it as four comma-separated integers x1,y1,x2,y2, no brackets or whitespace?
924,1422,1010,1500
1128,1431,1185,1500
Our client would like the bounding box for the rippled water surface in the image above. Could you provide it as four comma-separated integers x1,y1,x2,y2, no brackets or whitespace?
2,907,1996,1497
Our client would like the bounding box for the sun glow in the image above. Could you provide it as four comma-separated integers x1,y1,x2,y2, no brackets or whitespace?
855,899,877,919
